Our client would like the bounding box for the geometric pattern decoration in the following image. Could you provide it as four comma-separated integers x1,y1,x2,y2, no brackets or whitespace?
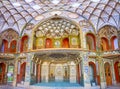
0,0,120,33
35,17,79,38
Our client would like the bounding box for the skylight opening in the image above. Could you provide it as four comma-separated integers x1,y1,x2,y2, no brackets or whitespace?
72,3,81,8
32,5,41,10
50,0,61,5
25,0,34,3
91,0,100,2
12,2,21,7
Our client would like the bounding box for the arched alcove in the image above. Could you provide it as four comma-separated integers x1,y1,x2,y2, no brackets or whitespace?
10,40,17,53
21,36,28,52
62,38,69,48
1,39,8,53
111,36,118,50
86,33,96,50
89,62,97,85
18,62,26,83
45,38,52,48
114,61,120,83
101,37,109,51
33,16,80,49
0,63,6,84
104,62,112,86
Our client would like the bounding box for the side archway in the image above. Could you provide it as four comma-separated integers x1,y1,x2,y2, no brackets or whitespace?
104,62,112,86
10,40,17,53
114,61,120,83
89,62,97,85
111,36,118,50
86,33,96,50
0,63,6,84
1,39,9,53
21,36,29,52
62,38,69,48
101,37,109,51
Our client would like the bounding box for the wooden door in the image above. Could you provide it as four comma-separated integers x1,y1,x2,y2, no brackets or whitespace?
105,63,112,86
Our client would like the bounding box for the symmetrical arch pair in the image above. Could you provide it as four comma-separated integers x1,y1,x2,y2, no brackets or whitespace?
0,29,29,53
86,25,119,51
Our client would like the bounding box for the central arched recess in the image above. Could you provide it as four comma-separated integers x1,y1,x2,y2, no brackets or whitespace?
33,16,80,49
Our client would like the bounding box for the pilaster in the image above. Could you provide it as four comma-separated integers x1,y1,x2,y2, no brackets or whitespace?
80,52,91,88
13,60,18,87
111,60,116,85
81,31,87,49
37,63,41,83
98,57,106,89
24,53,34,86
118,31,120,49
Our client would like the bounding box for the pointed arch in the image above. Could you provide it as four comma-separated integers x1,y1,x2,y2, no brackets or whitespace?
86,33,96,50
62,38,69,48
0,63,6,84
114,61,120,83
89,62,97,85
45,38,52,48
10,40,17,53
18,62,26,83
1,39,9,53
111,36,118,50
101,37,109,51
104,62,112,86
21,36,29,52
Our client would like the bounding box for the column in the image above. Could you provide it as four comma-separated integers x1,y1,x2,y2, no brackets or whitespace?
24,53,33,86
111,60,116,85
95,60,100,85
98,57,106,89
118,31,120,48
37,63,41,83
29,31,34,50
13,60,18,87
81,29,87,49
77,64,80,84
17,38,21,53
81,53,91,88
69,62,76,83
34,63,37,76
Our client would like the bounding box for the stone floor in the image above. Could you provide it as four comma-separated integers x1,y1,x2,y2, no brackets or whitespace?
0,84,120,89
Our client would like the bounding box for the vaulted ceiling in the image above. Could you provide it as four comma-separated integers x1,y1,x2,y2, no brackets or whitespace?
0,0,120,34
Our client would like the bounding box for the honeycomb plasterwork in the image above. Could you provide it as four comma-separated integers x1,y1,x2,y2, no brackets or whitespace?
35,17,79,38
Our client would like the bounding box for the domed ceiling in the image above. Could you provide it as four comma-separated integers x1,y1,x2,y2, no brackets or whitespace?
0,0,120,34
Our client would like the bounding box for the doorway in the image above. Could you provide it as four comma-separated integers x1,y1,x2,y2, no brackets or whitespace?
114,62,120,83
0,63,6,84
104,62,112,86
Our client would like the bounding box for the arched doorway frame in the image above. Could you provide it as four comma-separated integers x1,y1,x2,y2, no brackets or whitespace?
17,62,26,83
89,61,97,85
20,35,29,52
0,62,6,84
101,37,109,51
10,40,17,53
114,61,120,83
86,33,96,50
104,62,112,86
111,36,119,50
